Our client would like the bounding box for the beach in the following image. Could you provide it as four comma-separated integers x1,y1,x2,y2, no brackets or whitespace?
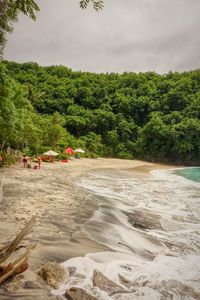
1,159,199,300
0,158,162,299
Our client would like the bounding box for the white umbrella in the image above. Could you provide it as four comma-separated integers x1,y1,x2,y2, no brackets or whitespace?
43,150,58,156
74,148,85,153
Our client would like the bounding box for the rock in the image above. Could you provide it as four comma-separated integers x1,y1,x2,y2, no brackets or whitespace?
23,280,42,289
92,269,126,295
118,274,133,288
75,273,86,279
65,287,98,300
37,262,67,288
67,266,76,276
125,209,163,230
1,276,22,293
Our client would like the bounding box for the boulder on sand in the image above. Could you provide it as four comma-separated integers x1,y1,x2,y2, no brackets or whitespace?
92,269,126,295
65,287,98,300
1,276,22,293
118,274,136,290
37,262,67,288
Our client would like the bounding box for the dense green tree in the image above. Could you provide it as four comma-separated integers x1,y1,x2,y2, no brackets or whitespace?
0,63,28,149
1,60,200,164
80,132,103,155
135,113,172,161
171,118,200,161
46,112,66,149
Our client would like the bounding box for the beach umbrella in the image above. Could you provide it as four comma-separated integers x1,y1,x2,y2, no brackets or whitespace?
43,150,58,156
74,148,85,153
65,147,74,155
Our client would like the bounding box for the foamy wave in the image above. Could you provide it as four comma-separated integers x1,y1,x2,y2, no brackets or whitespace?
53,252,200,299
53,168,200,299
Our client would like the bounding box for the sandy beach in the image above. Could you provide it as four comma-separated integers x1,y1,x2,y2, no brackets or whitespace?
58,161,199,300
0,158,174,299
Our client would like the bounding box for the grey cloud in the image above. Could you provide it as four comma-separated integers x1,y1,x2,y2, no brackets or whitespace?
4,0,200,73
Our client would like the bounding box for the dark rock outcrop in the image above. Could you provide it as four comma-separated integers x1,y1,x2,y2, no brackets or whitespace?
92,269,126,295
65,287,98,300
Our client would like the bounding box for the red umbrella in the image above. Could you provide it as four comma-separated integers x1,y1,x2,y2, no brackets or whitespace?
65,147,74,155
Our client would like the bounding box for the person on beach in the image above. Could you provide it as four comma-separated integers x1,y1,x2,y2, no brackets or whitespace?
37,156,42,169
27,157,32,168
22,156,28,168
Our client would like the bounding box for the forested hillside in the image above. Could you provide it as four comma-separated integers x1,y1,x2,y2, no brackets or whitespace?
1,60,200,164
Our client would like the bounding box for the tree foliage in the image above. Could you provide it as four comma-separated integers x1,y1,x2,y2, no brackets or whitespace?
0,0,40,57
0,0,104,57
79,0,104,10
1,60,200,164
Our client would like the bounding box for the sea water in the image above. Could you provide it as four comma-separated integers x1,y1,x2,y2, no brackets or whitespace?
176,167,200,182
53,168,200,299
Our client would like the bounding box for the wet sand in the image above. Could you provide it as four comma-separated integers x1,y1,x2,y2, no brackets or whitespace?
0,158,172,299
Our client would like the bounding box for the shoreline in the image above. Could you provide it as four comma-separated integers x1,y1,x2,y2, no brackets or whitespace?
0,158,175,299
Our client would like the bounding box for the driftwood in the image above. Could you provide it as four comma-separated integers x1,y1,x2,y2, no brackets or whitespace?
0,217,36,285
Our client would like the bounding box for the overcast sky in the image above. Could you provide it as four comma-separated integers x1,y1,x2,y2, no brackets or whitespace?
4,0,200,74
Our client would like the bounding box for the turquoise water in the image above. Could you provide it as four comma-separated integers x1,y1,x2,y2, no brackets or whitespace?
176,167,200,182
